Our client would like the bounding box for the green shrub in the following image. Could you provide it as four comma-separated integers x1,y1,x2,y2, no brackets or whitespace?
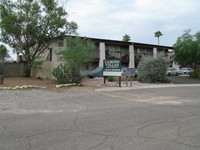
189,70,200,78
53,63,82,84
19,72,26,77
137,55,169,83
0,62,3,74
107,76,115,82
0,45,7,61
0,74,4,84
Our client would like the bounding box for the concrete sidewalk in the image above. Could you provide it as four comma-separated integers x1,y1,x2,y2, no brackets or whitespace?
95,82,200,91
83,78,200,92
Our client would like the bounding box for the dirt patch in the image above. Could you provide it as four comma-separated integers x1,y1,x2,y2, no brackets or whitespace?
82,78,120,89
0,77,172,92
0,77,55,89
0,77,116,91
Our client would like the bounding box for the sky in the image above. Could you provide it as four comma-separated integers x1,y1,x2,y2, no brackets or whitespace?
4,0,200,59
63,0,200,46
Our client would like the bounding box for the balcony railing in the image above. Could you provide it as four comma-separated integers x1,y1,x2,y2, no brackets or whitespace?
90,50,155,63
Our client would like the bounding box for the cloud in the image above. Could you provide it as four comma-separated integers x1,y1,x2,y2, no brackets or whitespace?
2,0,199,60
66,0,200,46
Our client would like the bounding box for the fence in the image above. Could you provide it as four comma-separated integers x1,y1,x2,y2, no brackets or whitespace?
3,62,26,77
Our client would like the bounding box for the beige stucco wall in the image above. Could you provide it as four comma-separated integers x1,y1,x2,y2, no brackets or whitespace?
31,61,63,79
31,61,92,80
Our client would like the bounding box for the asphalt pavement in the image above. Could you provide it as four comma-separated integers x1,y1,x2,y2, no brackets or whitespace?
168,76,200,84
0,86,200,150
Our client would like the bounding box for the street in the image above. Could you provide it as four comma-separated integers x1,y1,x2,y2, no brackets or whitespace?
168,76,200,84
0,86,200,150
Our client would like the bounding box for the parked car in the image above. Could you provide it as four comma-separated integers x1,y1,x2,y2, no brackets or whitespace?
88,67,103,78
178,68,193,75
135,69,138,78
167,68,179,76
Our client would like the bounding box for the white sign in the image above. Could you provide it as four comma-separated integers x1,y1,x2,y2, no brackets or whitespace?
103,71,122,76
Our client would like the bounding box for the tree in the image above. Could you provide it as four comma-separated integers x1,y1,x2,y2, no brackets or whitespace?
154,31,163,45
122,34,131,42
53,36,95,84
0,45,8,62
59,37,95,66
173,29,200,69
0,0,78,76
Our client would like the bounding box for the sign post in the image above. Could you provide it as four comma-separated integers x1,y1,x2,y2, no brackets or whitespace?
122,68,136,87
103,59,122,87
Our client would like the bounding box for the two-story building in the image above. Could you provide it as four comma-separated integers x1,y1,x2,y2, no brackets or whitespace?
31,36,173,79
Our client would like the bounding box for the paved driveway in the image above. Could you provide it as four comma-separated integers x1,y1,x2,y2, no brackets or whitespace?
168,76,200,84
0,86,200,150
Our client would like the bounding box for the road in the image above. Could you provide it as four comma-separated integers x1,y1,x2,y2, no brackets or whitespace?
168,76,200,84
0,86,200,150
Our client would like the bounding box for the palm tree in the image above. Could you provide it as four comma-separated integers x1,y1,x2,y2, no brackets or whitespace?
154,31,163,45
122,34,131,42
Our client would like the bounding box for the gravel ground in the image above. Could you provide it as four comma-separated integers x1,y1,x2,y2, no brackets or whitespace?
0,88,97,114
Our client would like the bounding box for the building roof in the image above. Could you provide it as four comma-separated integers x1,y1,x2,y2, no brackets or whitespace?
86,36,174,49
58,35,173,49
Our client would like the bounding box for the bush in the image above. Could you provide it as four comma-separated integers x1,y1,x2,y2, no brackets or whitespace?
189,70,200,78
56,37,95,84
19,72,26,77
0,74,4,84
0,62,3,74
52,63,82,84
137,55,169,83
107,76,115,82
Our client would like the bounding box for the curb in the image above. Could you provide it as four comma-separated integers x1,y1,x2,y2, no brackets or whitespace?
95,84,200,92
0,85,46,90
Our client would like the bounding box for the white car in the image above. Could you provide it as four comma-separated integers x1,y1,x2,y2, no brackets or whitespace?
178,68,193,75
167,68,179,76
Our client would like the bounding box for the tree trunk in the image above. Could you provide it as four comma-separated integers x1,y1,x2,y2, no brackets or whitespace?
194,63,197,70
25,63,31,77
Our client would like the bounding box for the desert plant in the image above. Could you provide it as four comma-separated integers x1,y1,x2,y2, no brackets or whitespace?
188,70,200,78
57,36,95,84
53,63,82,84
137,55,169,83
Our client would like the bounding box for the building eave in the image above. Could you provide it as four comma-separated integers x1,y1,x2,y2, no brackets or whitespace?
86,36,174,49
56,35,174,49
